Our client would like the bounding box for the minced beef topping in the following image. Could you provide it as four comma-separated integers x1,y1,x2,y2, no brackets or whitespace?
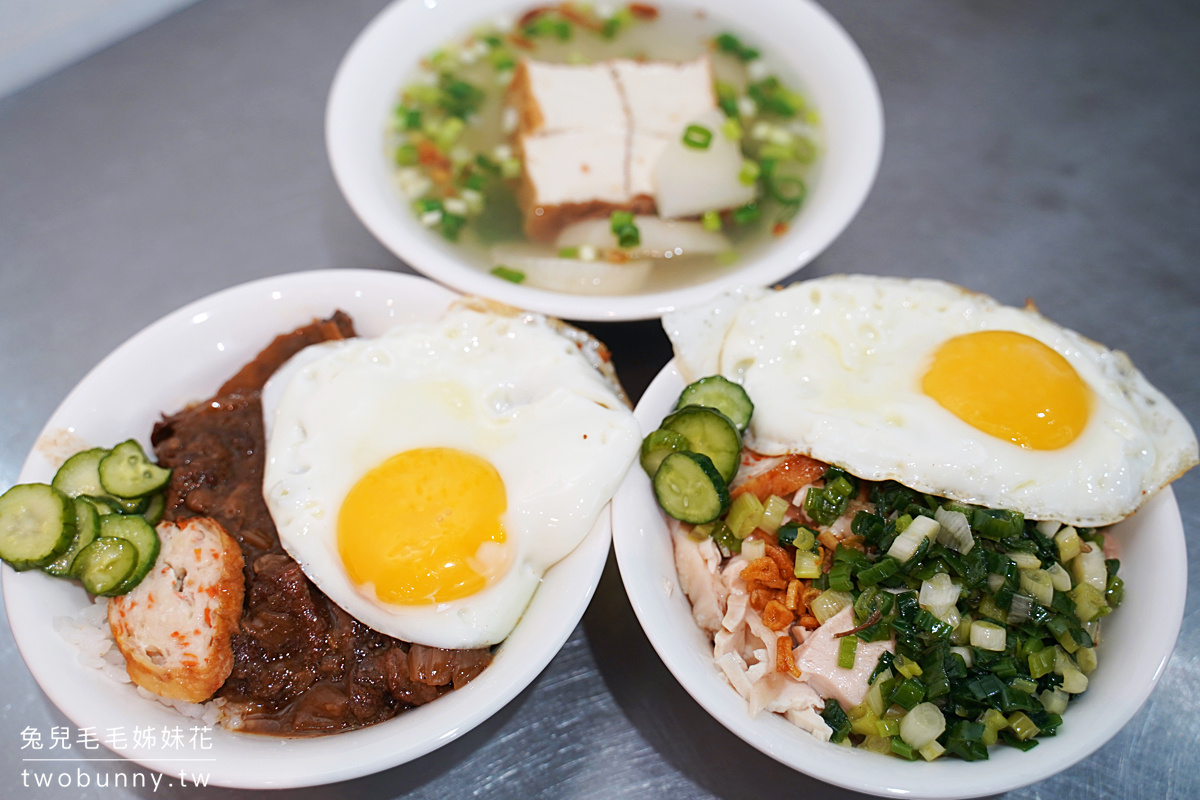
150,312,491,735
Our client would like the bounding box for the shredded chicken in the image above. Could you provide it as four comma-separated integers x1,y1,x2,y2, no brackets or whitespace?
670,449,900,744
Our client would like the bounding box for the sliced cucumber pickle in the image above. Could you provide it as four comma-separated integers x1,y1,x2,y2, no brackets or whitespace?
652,451,731,524
74,537,138,596
99,439,172,499
99,515,160,593
51,448,110,499
142,493,166,526
676,375,754,432
0,483,76,571
44,497,100,577
85,496,121,516
640,428,690,478
659,405,742,482
52,447,147,513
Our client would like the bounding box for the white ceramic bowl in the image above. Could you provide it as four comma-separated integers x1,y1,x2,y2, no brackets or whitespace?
611,361,1188,799
2,270,613,789
326,0,883,321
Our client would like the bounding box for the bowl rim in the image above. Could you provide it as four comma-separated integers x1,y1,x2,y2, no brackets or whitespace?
325,0,884,321
3,268,614,789
611,358,1188,799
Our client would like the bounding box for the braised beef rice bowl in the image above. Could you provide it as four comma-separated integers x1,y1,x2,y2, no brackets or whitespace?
13,301,639,735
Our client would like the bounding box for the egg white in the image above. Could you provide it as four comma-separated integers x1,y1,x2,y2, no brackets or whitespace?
261,304,641,649
664,275,1198,527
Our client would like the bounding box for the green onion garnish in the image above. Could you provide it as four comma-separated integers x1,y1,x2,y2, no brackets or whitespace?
557,246,580,259
682,124,713,149
714,32,760,62
747,76,804,118
732,201,761,225
601,7,634,40
394,143,419,166
610,210,640,248
499,157,522,180
890,738,918,761
437,75,485,119
439,213,467,242
490,265,525,283
474,153,501,175
889,678,926,711
489,50,516,71
525,15,572,41
414,197,442,214
837,634,858,669
828,561,854,593
714,81,740,118
721,117,743,141
707,520,740,554
738,160,761,187
701,210,722,232
821,699,852,743
395,105,422,131
767,175,807,206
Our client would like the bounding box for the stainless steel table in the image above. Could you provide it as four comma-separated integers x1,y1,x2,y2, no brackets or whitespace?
2,1,1197,797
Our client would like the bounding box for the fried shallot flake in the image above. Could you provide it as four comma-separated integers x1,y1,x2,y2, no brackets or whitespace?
764,542,794,577
762,600,794,631
741,556,788,589
785,579,803,612
749,587,783,612
776,635,801,678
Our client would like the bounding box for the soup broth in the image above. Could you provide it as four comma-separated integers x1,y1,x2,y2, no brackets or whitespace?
387,3,822,295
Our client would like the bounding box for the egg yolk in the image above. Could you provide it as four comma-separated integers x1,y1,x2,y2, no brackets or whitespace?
338,447,508,605
922,330,1090,450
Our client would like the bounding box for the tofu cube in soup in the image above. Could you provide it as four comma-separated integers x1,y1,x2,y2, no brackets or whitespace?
509,54,753,240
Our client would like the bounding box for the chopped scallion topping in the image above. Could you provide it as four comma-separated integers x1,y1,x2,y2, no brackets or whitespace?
738,160,761,186
437,74,485,119
747,76,805,117
439,212,467,241
395,105,422,130
838,634,858,669
490,265,525,283
714,81,740,118
394,143,419,166
489,49,516,71
610,210,640,248
730,201,759,225
721,117,743,141
682,124,713,149
714,32,760,62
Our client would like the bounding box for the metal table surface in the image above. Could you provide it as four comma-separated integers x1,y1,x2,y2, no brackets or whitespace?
1,1,1197,797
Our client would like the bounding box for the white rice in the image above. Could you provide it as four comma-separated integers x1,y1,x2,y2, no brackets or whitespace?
53,598,234,729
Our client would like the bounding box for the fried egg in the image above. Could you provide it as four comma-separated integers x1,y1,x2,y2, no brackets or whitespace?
664,275,1197,527
261,303,641,649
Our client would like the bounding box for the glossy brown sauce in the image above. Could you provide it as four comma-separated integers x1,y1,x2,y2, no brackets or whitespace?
151,312,491,735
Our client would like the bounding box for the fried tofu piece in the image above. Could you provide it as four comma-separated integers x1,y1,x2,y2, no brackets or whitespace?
611,56,715,137
509,54,723,240
517,129,654,241
509,60,626,135
109,517,245,703
521,130,630,206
